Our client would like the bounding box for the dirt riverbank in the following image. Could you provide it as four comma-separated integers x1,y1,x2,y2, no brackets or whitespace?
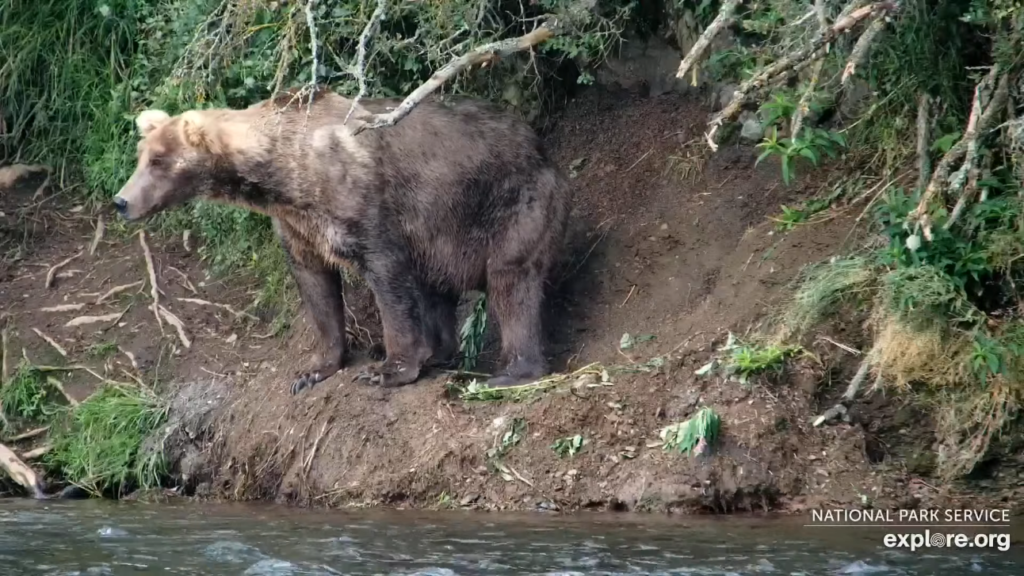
1,86,1021,513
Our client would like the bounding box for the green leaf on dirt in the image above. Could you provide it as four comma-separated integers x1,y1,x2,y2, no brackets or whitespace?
660,407,721,457
620,333,655,350
551,434,586,457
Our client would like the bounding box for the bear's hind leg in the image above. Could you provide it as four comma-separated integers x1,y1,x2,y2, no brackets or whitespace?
423,289,459,369
353,260,433,388
484,265,548,388
276,219,347,395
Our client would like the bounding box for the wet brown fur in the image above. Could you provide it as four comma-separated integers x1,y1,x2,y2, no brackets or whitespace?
114,86,572,392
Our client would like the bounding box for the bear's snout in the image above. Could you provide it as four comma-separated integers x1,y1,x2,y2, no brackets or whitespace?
112,196,129,219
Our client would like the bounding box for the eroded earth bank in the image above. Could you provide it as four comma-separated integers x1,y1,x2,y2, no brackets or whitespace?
1,86,1020,514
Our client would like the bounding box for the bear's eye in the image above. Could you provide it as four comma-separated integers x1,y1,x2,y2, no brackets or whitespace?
148,156,164,168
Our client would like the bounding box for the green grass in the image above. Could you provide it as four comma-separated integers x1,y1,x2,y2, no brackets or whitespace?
46,384,168,497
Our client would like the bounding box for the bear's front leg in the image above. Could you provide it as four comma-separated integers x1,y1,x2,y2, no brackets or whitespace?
275,219,347,395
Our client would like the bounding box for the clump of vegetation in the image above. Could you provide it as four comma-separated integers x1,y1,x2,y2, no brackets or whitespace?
458,294,488,372
695,333,803,385
47,384,168,497
551,434,586,457
0,358,167,496
660,407,721,457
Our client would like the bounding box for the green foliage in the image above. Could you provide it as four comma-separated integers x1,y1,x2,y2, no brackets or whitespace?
551,434,586,457
756,126,847,185
660,406,720,456
695,332,802,385
46,384,168,497
0,364,63,426
459,294,488,372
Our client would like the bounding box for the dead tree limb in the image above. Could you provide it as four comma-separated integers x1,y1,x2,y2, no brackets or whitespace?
790,0,829,140
915,93,932,193
705,1,898,150
908,66,1007,237
841,14,887,87
674,0,743,82
345,0,387,125
0,443,46,499
353,20,563,134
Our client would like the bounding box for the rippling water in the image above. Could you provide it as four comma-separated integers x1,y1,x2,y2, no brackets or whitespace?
0,499,1020,575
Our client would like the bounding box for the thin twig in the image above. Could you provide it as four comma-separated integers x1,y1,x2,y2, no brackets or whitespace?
674,0,742,82
915,93,932,193
354,19,563,133
45,250,83,289
139,231,164,332
89,215,105,256
31,328,67,358
345,0,387,125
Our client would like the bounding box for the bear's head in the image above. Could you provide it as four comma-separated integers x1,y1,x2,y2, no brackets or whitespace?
113,109,228,221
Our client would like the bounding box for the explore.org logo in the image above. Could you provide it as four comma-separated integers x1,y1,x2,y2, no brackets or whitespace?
805,508,1013,552
883,530,1011,552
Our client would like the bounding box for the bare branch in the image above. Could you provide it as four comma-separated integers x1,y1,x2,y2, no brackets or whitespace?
915,93,932,193
908,66,1008,237
841,15,887,86
705,1,899,150
353,20,564,134
790,0,829,140
345,0,388,125
304,0,320,105
674,0,743,82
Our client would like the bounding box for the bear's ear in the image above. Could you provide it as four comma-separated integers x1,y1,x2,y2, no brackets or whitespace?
179,110,219,153
135,110,171,136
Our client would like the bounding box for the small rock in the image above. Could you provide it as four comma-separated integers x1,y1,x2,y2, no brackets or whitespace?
459,493,479,506
739,111,764,143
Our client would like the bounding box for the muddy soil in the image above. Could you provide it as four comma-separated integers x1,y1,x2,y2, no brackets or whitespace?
0,87,1019,513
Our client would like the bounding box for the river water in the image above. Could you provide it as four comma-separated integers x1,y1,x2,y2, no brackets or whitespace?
0,499,1020,575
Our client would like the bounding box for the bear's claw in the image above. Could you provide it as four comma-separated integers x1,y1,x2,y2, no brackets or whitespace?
290,371,323,395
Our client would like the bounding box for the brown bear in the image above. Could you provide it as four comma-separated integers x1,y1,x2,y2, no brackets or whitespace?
113,87,571,394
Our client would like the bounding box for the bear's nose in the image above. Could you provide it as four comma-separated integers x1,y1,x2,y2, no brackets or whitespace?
112,197,128,217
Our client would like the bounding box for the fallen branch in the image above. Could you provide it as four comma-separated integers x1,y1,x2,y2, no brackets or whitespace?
65,312,123,327
40,303,85,313
344,0,387,125
89,215,105,256
95,281,144,305
45,250,83,289
7,425,49,442
45,376,79,406
840,14,887,87
945,76,1010,230
813,357,872,427
353,19,563,134
908,66,1008,236
674,0,742,83
790,0,829,140
0,442,45,498
31,328,67,358
158,305,192,349
706,1,898,150
21,445,51,460
178,297,259,322
915,93,932,193
138,232,164,332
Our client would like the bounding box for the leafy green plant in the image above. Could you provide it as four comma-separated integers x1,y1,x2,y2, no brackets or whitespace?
459,294,488,372
660,407,721,456
695,333,802,385
551,434,586,457
756,127,847,185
